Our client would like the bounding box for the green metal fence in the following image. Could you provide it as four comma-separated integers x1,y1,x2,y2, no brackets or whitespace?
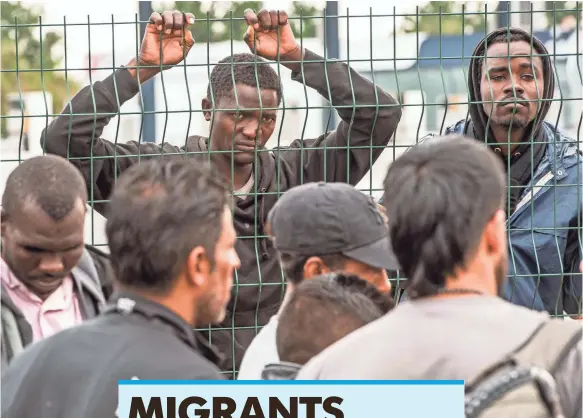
1,2,582,377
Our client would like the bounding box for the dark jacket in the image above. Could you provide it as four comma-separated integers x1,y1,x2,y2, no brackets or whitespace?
1,292,223,418
0,245,113,368
41,49,402,375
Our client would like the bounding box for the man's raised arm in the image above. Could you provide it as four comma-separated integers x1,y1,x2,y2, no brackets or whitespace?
243,8,402,186
41,11,195,214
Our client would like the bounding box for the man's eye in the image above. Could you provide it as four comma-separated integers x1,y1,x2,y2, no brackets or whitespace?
261,116,275,123
22,246,43,253
491,75,505,81
521,74,534,80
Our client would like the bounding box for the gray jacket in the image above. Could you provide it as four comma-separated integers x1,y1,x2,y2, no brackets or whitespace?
1,247,110,368
297,297,582,418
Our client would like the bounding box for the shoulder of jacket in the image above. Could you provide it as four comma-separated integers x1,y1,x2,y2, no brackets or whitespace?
76,247,102,282
541,122,577,143
74,246,112,301
417,120,471,147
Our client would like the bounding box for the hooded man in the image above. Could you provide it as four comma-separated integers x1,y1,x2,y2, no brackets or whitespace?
385,27,582,316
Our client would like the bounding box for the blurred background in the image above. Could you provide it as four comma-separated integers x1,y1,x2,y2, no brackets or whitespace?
1,1,581,247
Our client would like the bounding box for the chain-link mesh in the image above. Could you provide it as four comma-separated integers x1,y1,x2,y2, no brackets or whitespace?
1,2,581,378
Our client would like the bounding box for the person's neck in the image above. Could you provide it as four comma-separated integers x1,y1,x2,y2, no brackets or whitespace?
277,283,295,314
490,125,526,156
210,154,253,191
124,287,197,326
433,271,497,300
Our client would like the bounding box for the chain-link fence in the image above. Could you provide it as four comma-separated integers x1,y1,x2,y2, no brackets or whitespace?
1,2,581,377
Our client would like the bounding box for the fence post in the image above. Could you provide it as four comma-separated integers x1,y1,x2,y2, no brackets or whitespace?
322,1,339,132
497,1,511,27
138,1,156,143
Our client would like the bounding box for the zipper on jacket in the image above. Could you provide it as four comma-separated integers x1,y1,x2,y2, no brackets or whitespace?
259,187,270,260
508,170,555,224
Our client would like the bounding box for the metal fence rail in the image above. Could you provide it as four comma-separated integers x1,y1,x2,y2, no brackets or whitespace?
1,2,581,377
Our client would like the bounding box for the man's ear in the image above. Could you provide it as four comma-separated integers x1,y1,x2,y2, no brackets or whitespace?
185,246,211,287
303,256,329,280
201,98,212,122
484,209,506,255
1,209,8,236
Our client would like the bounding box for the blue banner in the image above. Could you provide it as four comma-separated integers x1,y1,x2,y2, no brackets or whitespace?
118,380,464,418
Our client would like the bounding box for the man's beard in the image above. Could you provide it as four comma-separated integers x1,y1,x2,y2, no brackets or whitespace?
497,117,527,130
494,257,508,297
195,291,227,326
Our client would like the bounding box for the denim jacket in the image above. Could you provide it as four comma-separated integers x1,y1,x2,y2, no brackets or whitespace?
393,121,582,315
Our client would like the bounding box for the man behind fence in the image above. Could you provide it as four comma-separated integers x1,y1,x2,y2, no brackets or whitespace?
385,27,582,316
1,159,239,418
298,137,582,418
41,8,402,376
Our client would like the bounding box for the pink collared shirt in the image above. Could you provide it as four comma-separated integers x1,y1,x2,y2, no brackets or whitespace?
0,257,83,342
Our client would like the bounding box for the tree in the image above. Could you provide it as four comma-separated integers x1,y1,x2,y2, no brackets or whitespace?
545,1,581,27
162,1,319,43
289,2,319,40
1,2,78,138
401,2,487,35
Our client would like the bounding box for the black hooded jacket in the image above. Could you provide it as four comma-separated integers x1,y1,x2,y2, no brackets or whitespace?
41,49,402,375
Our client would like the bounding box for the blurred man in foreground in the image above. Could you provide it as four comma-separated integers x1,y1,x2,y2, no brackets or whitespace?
262,272,393,380
299,137,581,418
238,182,398,379
1,159,240,417
1,156,111,367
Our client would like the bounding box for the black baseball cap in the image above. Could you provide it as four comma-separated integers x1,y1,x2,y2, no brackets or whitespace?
267,182,400,270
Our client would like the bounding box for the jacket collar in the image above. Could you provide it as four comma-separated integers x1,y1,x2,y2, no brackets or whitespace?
449,120,579,177
71,249,106,307
262,361,302,380
105,291,223,367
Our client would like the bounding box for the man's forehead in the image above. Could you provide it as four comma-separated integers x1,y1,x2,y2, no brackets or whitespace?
484,41,543,63
218,85,279,107
11,202,84,238
10,220,84,252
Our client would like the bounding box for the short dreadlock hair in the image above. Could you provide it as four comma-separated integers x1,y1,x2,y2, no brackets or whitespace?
276,273,394,365
206,53,282,106
2,155,87,221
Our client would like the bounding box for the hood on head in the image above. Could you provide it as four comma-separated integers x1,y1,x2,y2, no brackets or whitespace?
467,27,555,142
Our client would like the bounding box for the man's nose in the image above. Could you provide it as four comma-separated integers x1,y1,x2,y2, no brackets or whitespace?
38,255,64,274
241,120,259,139
503,79,525,97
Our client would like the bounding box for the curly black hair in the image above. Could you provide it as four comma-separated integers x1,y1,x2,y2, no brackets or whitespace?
276,272,395,364
207,53,282,106
2,155,87,221
332,272,395,314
